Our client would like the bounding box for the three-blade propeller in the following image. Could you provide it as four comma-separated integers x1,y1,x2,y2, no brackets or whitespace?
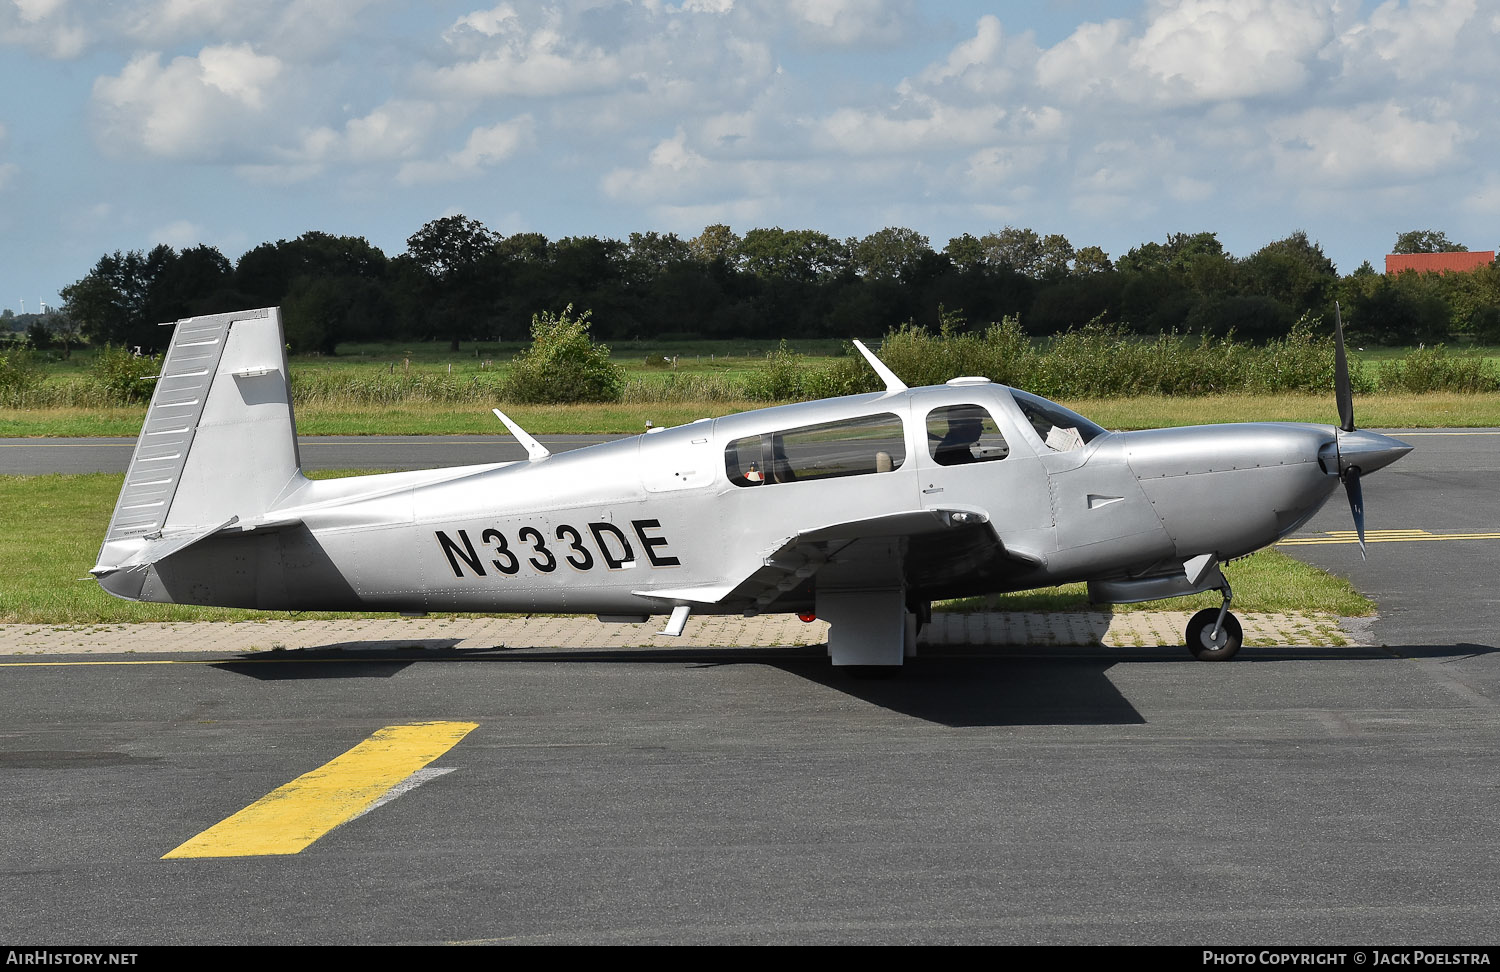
1332,302,1367,558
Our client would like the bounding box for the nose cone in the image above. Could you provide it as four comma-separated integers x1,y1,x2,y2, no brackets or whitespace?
1338,429,1412,475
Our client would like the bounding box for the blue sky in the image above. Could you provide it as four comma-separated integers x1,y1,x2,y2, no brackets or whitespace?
2,0,1496,314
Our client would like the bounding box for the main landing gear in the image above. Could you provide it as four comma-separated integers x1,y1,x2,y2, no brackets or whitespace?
1185,581,1242,661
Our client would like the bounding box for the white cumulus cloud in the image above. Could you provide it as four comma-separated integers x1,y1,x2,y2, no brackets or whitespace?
426,5,627,98
781,0,913,47
1268,102,1469,183
816,101,1008,155
91,43,284,159
1334,0,1484,83
1036,0,1335,107
396,114,535,184
0,0,87,56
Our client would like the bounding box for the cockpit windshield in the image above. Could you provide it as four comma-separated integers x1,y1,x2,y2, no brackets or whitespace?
1009,389,1106,452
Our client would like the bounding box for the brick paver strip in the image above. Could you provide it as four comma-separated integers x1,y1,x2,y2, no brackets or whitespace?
0,611,1359,656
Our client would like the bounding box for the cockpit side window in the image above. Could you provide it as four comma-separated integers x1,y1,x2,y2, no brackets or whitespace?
1009,389,1105,452
725,412,906,487
926,404,1009,466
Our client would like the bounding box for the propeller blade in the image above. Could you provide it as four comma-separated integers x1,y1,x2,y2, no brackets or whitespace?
1334,301,1355,433
1344,466,1366,560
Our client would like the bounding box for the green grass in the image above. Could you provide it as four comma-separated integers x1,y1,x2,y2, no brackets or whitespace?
2,472,1373,625
1074,391,1500,429
0,402,758,437
0,471,409,624
938,548,1373,616
11,335,1500,435
5,390,1500,438
19,337,1483,376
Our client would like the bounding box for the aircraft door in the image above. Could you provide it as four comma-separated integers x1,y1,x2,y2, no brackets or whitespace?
914,398,1055,554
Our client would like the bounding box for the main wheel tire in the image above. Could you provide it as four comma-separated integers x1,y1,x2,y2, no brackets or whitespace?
1186,608,1243,661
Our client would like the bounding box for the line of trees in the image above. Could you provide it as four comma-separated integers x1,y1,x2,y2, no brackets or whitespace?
42,218,1500,355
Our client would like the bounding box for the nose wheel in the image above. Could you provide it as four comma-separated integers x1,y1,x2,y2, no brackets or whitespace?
1185,583,1242,661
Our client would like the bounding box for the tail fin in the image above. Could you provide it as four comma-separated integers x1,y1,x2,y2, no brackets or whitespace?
93,307,304,596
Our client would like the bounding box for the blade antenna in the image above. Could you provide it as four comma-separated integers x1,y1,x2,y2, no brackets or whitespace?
852,339,908,393
492,407,551,460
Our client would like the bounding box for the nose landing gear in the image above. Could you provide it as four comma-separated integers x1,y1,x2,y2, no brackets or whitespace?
1186,581,1242,661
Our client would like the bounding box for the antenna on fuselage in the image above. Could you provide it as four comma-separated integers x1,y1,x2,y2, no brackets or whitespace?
492,407,551,460
852,339,907,393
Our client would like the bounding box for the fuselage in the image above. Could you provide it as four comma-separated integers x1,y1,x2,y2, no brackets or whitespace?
121,379,1410,615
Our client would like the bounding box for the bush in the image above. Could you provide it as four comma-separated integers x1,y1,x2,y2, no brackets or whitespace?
89,345,161,404
1379,347,1500,393
621,373,746,403
786,313,1374,401
500,305,624,404
0,341,42,403
743,340,808,401
290,368,504,406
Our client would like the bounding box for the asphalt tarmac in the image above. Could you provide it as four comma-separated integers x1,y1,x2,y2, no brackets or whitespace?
0,433,629,474
1281,429,1500,650
2,429,1498,945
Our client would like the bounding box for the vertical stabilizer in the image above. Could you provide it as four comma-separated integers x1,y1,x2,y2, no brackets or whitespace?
95,307,303,583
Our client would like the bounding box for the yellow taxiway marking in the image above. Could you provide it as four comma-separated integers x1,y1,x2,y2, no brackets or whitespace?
1280,529,1500,546
162,720,478,859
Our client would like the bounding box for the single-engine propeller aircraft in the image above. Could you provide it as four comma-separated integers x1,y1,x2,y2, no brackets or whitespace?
94,306,1409,669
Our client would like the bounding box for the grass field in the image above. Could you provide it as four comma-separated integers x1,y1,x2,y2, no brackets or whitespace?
22,337,847,381
10,335,1500,436
5,391,1499,438
0,472,1373,625
21,337,1500,375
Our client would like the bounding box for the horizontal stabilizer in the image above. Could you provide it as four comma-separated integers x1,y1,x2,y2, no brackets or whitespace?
93,516,241,575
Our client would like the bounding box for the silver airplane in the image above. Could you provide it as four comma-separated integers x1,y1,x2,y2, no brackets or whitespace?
92,306,1409,669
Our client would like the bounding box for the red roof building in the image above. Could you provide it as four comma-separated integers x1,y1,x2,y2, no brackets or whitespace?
1385,251,1495,273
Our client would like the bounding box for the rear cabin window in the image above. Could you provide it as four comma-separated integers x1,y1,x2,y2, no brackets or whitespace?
725,413,907,487
926,404,1009,465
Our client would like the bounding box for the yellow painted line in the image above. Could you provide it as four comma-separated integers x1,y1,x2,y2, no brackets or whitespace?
1314,530,1431,537
1281,530,1500,546
162,721,478,859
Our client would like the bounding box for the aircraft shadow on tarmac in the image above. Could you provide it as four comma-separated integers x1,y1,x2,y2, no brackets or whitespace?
782,655,1147,727
1379,642,1499,659
204,640,1500,726
210,642,1146,726
210,639,465,679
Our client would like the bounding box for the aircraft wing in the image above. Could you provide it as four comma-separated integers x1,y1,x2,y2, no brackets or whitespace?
634,507,1045,613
